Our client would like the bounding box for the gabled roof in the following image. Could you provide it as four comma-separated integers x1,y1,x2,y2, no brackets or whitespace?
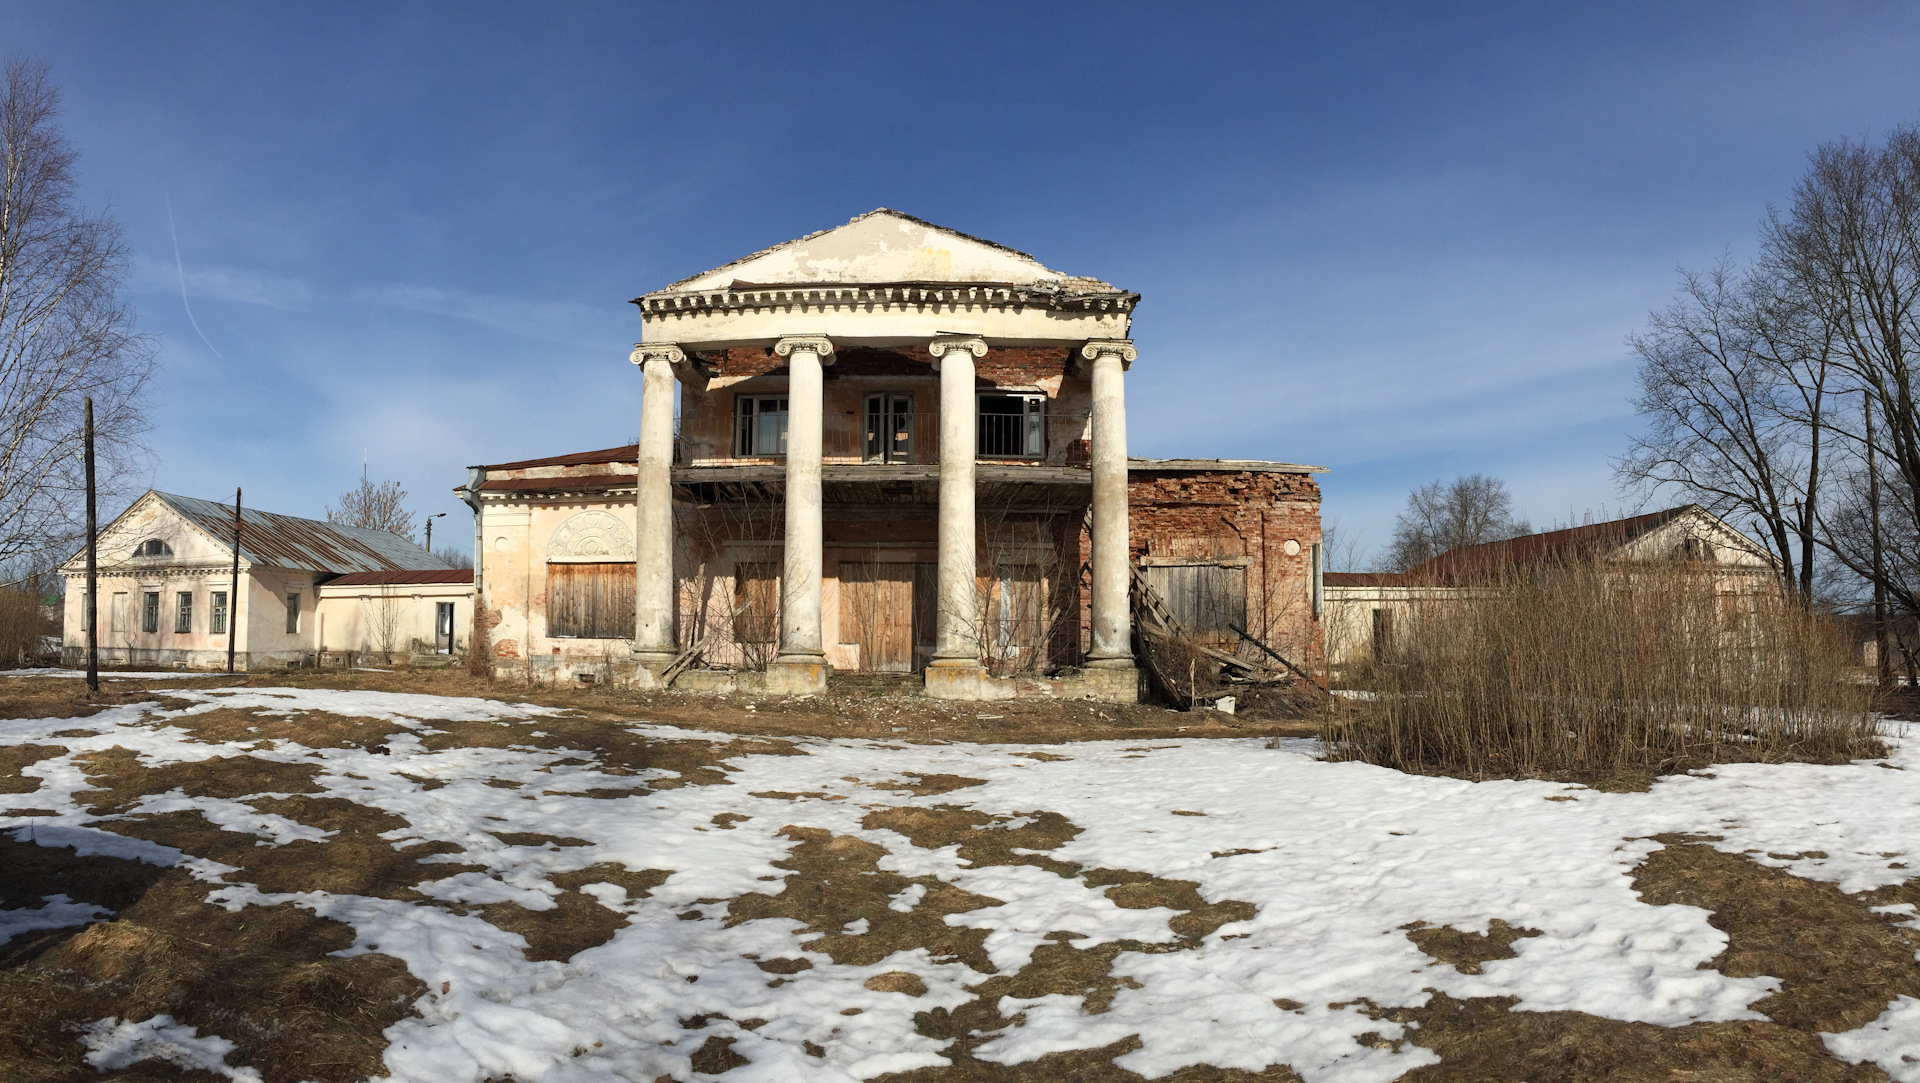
1399,507,1698,585
646,209,1125,296
148,491,453,574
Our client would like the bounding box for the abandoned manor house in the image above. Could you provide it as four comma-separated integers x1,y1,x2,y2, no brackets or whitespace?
462,211,1327,701
59,491,472,669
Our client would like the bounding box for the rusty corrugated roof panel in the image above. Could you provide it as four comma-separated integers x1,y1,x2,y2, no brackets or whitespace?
481,445,638,471
325,569,474,586
479,474,634,491
154,491,454,575
1323,572,1406,587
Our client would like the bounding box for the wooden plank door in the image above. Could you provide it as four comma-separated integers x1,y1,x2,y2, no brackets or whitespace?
839,562,914,672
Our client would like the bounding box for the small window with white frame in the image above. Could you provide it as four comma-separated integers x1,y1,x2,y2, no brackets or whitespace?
210,591,228,635
175,591,193,634
734,395,789,457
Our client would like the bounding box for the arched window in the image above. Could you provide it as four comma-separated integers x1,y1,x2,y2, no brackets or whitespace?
135,539,173,558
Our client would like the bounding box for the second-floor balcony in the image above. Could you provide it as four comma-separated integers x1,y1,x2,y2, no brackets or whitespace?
674,402,1093,469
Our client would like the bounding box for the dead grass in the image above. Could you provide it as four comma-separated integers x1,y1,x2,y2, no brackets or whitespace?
0,836,423,1083
1369,837,1920,1081
1402,919,1542,975
1325,560,1883,786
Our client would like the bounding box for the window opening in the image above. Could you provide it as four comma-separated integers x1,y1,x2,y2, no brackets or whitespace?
136,539,173,558
864,393,914,463
735,396,789,457
978,393,1046,458
175,592,193,634
210,591,228,635
142,591,160,634
435,602,455,653
285,593,301,634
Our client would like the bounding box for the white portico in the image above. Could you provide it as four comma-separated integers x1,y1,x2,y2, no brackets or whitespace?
626,209,1140,699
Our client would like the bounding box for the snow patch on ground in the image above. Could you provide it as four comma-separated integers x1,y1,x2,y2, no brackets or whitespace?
3,685,1917,1081
80,1015,263,1081
1825,995,1920,1082
0,893,110,946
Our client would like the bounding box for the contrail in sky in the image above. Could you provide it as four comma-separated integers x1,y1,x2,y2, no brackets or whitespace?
165,191,226,361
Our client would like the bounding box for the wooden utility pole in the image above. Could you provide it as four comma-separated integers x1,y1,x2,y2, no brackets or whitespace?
1867,400,1891,689
227,488,242,673
84,398,98,693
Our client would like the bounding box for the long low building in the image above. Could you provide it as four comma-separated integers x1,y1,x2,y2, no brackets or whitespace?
58,491,472,669
1322,505,1779,665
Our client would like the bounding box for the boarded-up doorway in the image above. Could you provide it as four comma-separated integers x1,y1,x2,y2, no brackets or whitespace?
840,561,915,672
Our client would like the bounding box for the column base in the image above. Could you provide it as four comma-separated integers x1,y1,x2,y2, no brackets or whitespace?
628,648,678,690
923,659,1016,701
760,657,831,696
1063,661,1139,704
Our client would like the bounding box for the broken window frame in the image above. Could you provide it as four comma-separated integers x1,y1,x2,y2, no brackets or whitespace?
977,392,1046,459
285,592,300,634
863,392,914,463
734,395,789,458
141,591,160,634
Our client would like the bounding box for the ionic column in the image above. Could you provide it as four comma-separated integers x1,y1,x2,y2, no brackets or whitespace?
1083,339,1137,666
630,343,684,663
774,335,834,663
929,335,988,664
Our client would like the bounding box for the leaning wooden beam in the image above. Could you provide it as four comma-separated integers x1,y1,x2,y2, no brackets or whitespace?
1228,622,1327,692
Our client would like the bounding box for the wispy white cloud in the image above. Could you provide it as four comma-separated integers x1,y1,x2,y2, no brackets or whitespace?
130,255,314,310
347,282,620,347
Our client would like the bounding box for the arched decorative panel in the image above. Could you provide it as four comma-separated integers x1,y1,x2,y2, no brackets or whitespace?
547,511,634,563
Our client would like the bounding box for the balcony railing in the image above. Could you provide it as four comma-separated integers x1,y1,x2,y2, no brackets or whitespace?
673,412,1092,467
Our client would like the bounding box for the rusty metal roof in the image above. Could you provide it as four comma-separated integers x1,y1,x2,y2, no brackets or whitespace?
324,569,473,586
153,491,454,575
481,445,637,471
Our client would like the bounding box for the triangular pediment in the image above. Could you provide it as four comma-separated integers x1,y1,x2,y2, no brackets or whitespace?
661,209,1104,292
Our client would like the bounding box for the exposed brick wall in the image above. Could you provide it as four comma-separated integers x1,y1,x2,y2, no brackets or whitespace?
1117,470,1325,670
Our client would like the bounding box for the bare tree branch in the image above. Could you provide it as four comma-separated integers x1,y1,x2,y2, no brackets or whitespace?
0,59,155,573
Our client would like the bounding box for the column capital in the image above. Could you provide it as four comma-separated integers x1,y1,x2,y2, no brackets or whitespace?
774,335,836,363
630,343,686,367
928,335,988,369
1079,338,1137,370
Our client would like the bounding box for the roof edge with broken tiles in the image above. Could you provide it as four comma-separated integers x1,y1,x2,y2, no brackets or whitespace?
636,208,1127,300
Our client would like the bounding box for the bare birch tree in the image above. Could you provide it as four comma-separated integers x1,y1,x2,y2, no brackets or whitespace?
0,60,155,574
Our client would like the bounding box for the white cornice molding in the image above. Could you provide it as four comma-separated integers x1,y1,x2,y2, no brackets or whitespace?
637,284,1139,321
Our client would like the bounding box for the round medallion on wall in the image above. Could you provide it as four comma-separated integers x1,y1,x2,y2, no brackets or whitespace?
1283,539,1302,556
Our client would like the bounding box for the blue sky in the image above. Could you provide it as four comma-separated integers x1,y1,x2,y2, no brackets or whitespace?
9,2,1919,565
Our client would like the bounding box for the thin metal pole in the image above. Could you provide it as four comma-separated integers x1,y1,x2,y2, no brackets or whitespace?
227,487,241,673
84,398,98,693
1867,398,1890,689
425,516,432,554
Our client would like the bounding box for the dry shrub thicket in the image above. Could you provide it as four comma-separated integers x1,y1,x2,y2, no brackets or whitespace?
0,583,51,667
1323,558,1882,783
